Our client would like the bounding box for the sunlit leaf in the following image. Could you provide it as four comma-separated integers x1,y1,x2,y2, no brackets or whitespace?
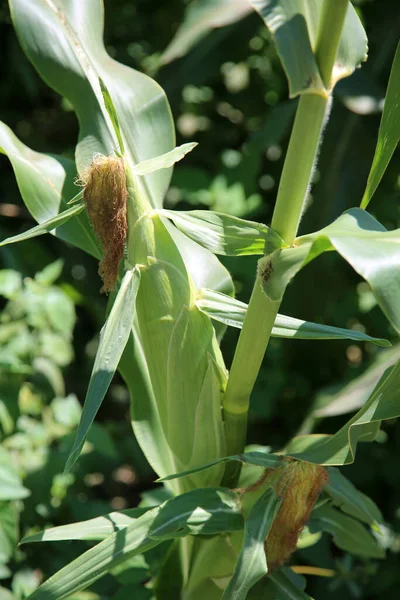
133,143,197,175
65,267,141,472
361,41,400,208
197,288,390,345
159,209,284,256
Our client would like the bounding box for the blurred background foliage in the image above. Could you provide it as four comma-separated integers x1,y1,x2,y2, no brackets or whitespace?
0,0,399,598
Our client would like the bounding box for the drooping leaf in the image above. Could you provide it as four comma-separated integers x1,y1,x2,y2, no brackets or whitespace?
325,468,383,526
361,41,400,208
65,267,141,472
0,122,99,257
160,0,252,64
132,143,197,176
313,345,400,418
263,208,400,334
10,0,175,208
25,487,243,600
159,209,285,256
196,288,390,346
286,359,400,465
0,204,85,247
309,505,384,558
159,451,280,482
250,0,367,96
222,489,281,600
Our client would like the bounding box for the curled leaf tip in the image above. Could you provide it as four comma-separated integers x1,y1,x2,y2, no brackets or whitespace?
82,154,128,293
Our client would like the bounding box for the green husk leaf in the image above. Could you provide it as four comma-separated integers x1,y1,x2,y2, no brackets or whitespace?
65,266,141,472
99,77,125,156
361,41,400,208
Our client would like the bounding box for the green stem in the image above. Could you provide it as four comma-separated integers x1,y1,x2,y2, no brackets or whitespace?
315,0,350,90
222,0,350,467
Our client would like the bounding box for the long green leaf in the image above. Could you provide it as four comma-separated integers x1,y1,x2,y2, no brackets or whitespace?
197,288,390,346
325,468,383,526
159,209,285,256
0,203,84,247
159,451,280,482
361,41,400,208
248,569,310,600
286,359,400,465
65,267,141,472
250,0,367,96
25,487,243,600
9,0,175,208
222,489,282,600
310,505,384,558
160,0,252,64
0,122,99,258
263,208,400,334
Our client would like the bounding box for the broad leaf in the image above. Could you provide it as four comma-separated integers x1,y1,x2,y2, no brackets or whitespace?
25,487,243,600
248,569,310,600
310,505,384,558
160,451,280,482
10,0,175,207
159,209,284,256
0,204,84,247
250,0,367,96
361,41,400,208
65,267,141,472
263,209,400,334
197,288,390,346
222,489,281,600
133,143,197,176
0,122,99,258
286,359,400,465
0,449,30,500
325,468,383,526
160,0,252,64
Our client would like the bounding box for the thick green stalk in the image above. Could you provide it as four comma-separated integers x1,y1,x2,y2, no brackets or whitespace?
222,0,350,465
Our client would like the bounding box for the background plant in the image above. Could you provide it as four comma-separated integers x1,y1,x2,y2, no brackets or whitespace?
0,0,400,599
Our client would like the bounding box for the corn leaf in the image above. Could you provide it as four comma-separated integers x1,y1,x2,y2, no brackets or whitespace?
361,41,400,208
159,451,280,482
159,209,285,256
286,359,400,465
0,122,99,258
197,288,390,346
99,77,125,156
309,505,384,558
160,0,252,64
325,468,383,526
9,0,174,207
263,208,400,334
21,509,148,543
133,143,197,175
25,488,243,600
247,569,310,600
222,488,282,600
250,0,367,96
65,267,141,472
313,345,400,418
0,204,85,247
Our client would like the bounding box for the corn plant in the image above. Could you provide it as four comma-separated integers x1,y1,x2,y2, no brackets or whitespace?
1,0,400,598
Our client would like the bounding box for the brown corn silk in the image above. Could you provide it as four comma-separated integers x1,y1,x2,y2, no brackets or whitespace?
83,155,128,292
264,458,328,571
